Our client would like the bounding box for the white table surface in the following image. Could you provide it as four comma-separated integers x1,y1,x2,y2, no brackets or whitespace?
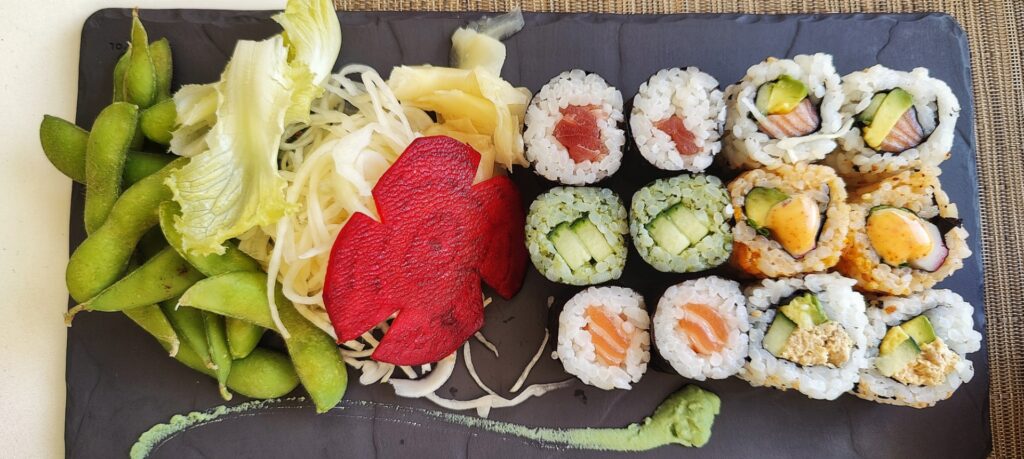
0,1,286,456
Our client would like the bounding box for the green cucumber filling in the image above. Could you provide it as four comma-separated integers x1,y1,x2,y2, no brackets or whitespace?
548,217,614,271
763,292,852,368
875,314,958,386
645,204,710,256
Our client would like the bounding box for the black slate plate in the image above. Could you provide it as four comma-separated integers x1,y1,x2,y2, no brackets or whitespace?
66,9,988,458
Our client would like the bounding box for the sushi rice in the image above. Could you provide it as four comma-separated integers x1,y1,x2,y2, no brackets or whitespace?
630,67,726,172
525,187,628,285
855,289,981,408
653,276,749,381
826,66,960,186
524,70,625,184
722,53,847,169
630,174,733,273
836,168,971,295
556,286,650,390
740,273,870,400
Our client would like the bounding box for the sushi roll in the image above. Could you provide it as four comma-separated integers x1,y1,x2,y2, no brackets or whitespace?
740,273,870,400
556,286,650,390
524,70,625,184
653,276,749,381
526,187,628,285
630,67,726,172
855,289,982,408
722,53,846,169
630,174,733,273
826,66,960,185
728,163,850,278
835,168,970,295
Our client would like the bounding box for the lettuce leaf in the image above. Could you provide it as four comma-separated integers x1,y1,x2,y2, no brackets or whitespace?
167,0,341,255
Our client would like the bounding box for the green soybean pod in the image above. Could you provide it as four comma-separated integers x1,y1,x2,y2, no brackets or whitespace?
39,115,88,182
123,304,180,356
179,272,347,413
123,152,174,186
66,157,187,302
203,312,233,400
227,317,265,359
161,300,214,369
70,247,204,316
113,49,130,102
163,341,299,399
83,102,139,234
140,99,175,145
149,38,173,102
124,10,156,109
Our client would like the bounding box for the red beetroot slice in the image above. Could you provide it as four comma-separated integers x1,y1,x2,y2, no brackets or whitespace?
655,115,700,156
322,136,527,366
553,104,608,163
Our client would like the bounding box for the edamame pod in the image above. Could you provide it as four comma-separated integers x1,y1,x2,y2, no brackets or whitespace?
124,10,157,109
161,301,214,369
84,102,139,234
227,317,265,359
203,312,233,400
39,115,88,181
140,99,175,145
113,49,130,102
66,157,187,302
69,247,204,317
149,38,173,102
165,341,299,399
157,201,261,275
123,304,179,357
38,115,173,185
179,272,347,413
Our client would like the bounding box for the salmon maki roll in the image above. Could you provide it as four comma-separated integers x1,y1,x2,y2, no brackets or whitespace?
556,286,650,390
722,53,847,169
827,66,960,186
630,67,726,172
653,276,749,380
524,70,625,184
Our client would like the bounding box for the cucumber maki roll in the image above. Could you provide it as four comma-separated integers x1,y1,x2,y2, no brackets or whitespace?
524,70,625,185
728,163,850,278
835,168,970,295
526,187,628,285
630,67,726,172
855,289,981,408
653,276,749,381
826,66,960,186
556,286,650,390
739,273,870,400
630,174,732,273
722,53,847,169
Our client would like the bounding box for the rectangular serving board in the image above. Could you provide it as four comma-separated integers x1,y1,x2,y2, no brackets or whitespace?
67,9,987,458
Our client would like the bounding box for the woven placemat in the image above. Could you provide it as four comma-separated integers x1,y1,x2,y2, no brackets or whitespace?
337,1,1023,455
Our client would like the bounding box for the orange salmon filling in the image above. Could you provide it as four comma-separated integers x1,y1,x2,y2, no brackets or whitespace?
585,306,633,367
866,208,932,266
678,303,729,355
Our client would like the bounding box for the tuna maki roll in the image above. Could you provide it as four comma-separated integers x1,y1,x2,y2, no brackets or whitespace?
556,286,650,390
722,53,847,169
740,273,869,400
728,163,850,278
836,168,970,295
826,66,960,185
653,276,749,381
526,187,628,285
630,174,732,273
855,289,982,408
524,70,625,184
630,67,726,172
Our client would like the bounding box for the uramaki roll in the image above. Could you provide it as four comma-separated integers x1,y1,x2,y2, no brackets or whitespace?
728,163,850,278
835,168,970,295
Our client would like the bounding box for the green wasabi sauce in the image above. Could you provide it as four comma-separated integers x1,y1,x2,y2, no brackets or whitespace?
131,386,720,457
